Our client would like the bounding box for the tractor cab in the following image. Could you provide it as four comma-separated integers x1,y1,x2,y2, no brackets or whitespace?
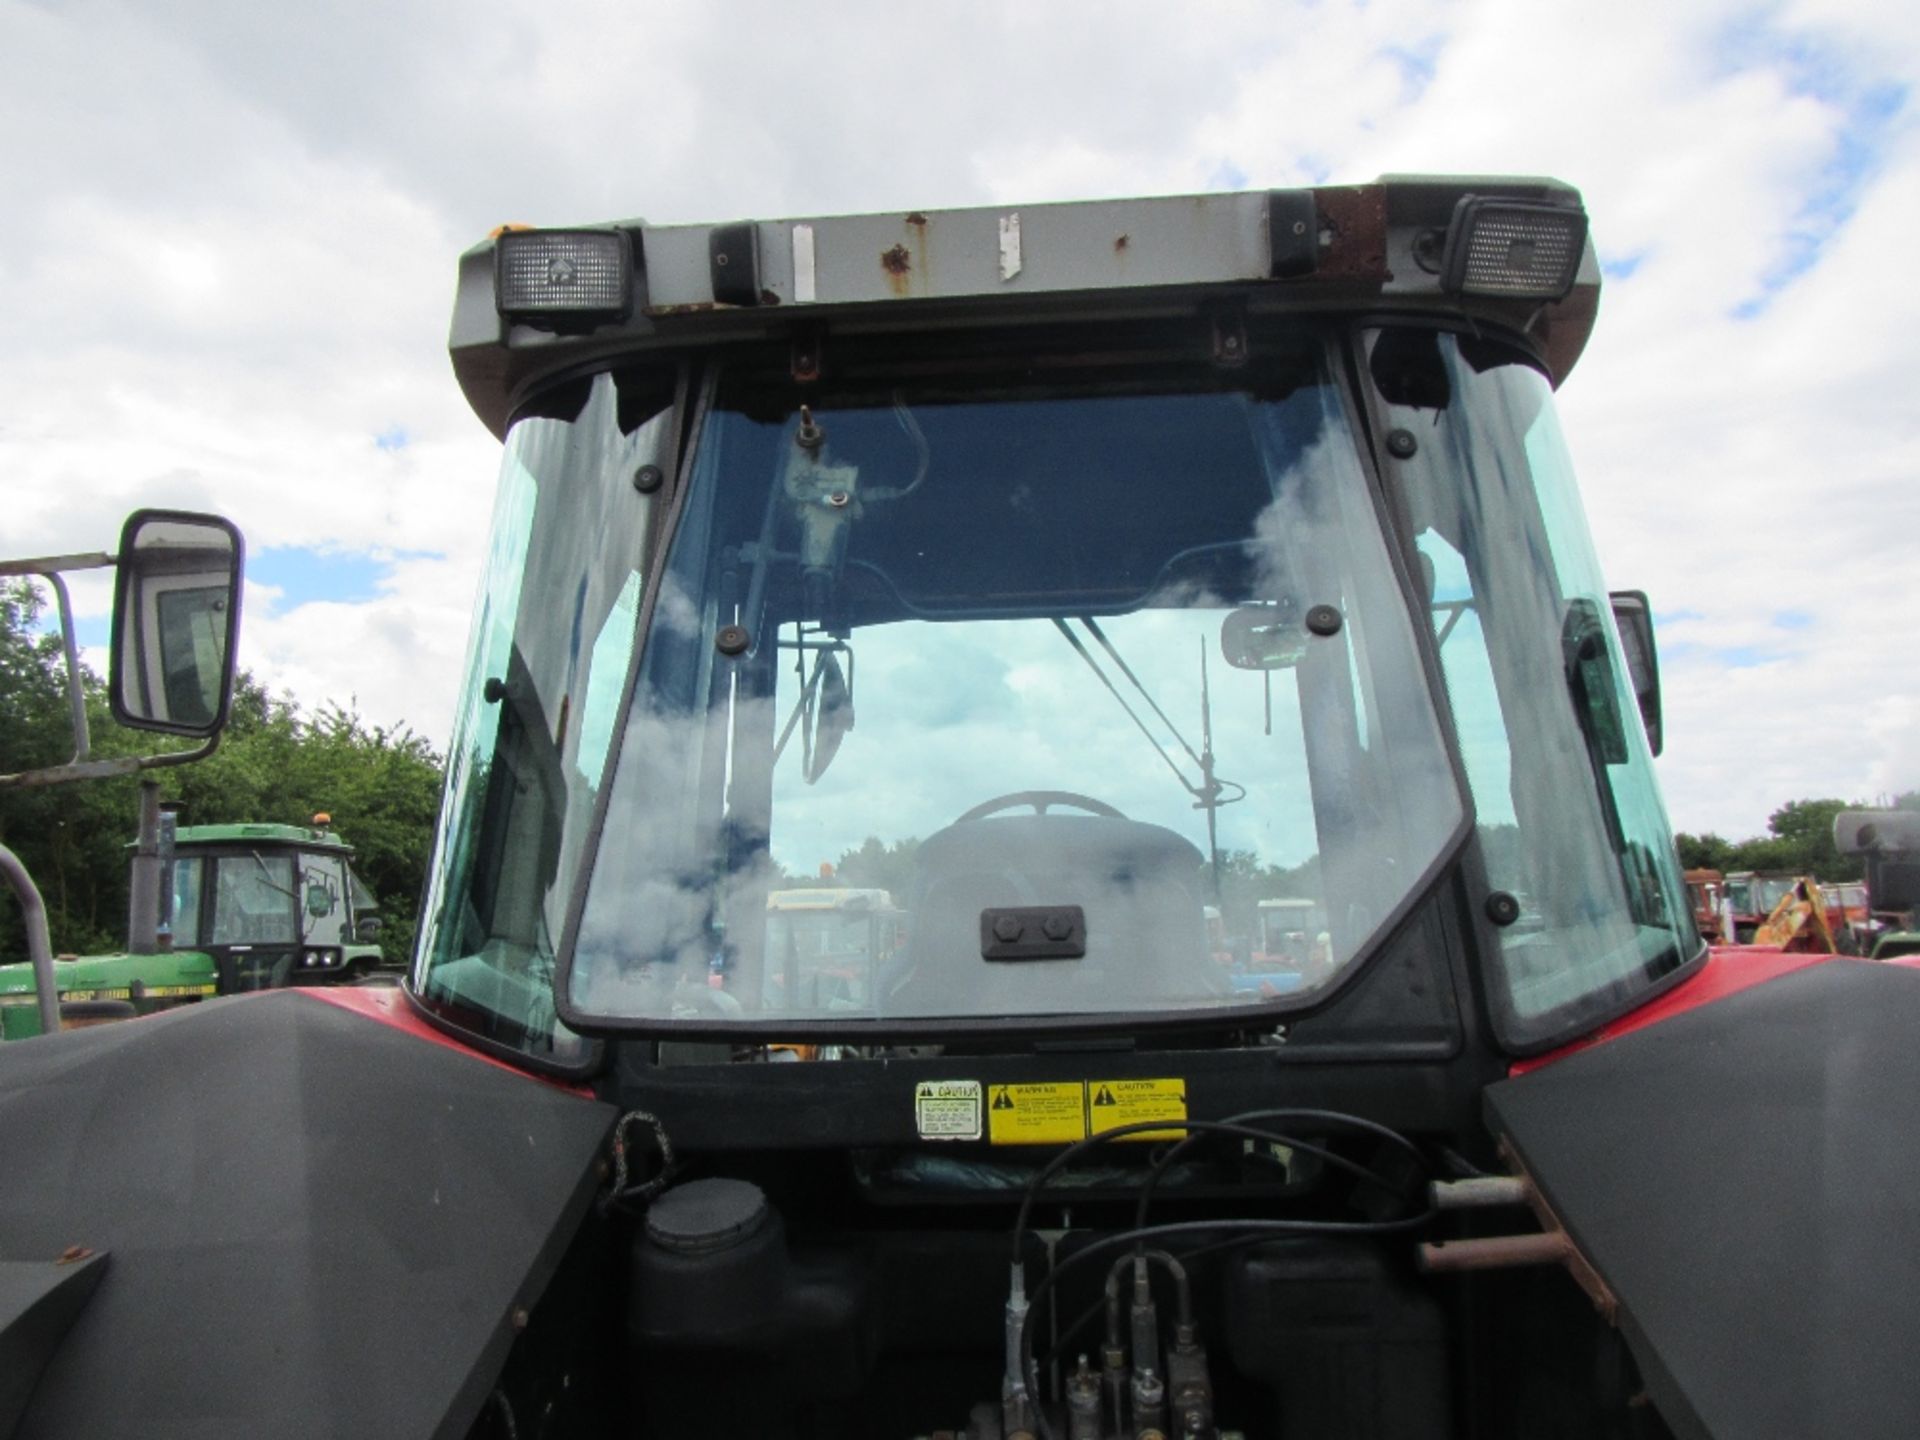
393,180,1736,1440
0,818,384,1039
160,820,383,991
761,886,899,1013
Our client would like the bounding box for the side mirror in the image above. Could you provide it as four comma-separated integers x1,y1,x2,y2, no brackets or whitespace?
305,882,335,917
1608,590,1662,757
1562,598,1628,765
109,510,244,738
354,915,385,943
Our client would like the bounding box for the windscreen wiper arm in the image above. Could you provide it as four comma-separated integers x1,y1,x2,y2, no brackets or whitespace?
1051,618,1246,807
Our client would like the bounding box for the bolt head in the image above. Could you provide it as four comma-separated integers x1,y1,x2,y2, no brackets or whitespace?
1485,891,1522,927
1042,914,1072,941
1386,428,1418,459
1305,604,1343,637
992,914,1024,943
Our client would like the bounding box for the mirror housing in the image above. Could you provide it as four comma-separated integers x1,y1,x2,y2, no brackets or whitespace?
1220,603,1308,671
109,510,244,738
1608,590,1662,757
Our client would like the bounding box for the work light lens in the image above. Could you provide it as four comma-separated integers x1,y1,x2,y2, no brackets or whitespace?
1441,199,1588,301
495,231,630,317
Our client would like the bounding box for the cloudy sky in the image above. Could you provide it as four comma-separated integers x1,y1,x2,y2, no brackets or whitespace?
3,0,1915,843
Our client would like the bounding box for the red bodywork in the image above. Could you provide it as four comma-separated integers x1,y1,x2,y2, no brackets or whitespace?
1511,946,1832,1076
304,986,595,1096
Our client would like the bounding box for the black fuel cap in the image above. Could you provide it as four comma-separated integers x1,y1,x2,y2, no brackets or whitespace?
645,1177,772,1256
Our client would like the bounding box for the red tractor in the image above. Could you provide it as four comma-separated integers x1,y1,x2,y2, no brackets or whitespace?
6,180,1915,1440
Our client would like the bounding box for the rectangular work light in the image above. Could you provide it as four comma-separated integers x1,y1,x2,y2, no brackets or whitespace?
1440,197,1588,301
494,229,632,319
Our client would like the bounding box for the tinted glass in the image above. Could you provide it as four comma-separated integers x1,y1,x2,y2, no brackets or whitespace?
210,854,297,945
413,367,677,1067
567,345,1463,1029
1370,329,1697,1046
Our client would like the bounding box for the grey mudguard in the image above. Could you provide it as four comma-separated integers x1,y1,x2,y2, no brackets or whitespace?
0,991,615,1440
1487,961,1920,1440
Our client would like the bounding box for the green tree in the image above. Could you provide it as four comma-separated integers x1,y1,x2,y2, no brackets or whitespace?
0,582,71,776
1674,832,1734,872
1690,796,1866,884
833,835,921,900
1763,798,1855,880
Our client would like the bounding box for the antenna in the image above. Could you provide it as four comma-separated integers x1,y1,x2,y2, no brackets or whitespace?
1199,637,1222,899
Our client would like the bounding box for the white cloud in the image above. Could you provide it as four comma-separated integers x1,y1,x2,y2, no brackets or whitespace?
2,0,1914,839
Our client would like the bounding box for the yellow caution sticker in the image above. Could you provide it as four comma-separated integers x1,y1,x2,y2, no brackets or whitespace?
987,1082,1088,1145
1087,1078,1187,1141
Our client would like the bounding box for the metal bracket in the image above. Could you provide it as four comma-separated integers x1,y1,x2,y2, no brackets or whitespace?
708,223,761,307
1209,307,1249,368
790,326,824,384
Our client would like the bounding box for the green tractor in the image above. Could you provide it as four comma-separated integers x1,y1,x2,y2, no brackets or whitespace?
0,816,387,1040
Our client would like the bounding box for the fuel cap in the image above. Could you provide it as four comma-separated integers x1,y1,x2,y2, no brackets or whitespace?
645,1177,771,1256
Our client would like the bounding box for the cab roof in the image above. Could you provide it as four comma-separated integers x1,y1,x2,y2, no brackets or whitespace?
161,823,353,853
451,176,1600,438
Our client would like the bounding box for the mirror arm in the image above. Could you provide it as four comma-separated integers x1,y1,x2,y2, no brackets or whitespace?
0,839,62,1038
44,571,93,766
0,551,116,580
0,560,116,772
0,732,221,791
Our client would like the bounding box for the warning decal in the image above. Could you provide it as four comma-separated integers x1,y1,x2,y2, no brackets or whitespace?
987,1082,1088,1145
1087,1078,1187,1141
914,1079,983,1141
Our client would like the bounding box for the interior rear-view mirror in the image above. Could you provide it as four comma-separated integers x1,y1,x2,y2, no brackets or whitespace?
109,510,244,738
1220,603,1307,671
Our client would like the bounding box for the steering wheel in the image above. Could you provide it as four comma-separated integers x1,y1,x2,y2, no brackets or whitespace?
954,790,1127,823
